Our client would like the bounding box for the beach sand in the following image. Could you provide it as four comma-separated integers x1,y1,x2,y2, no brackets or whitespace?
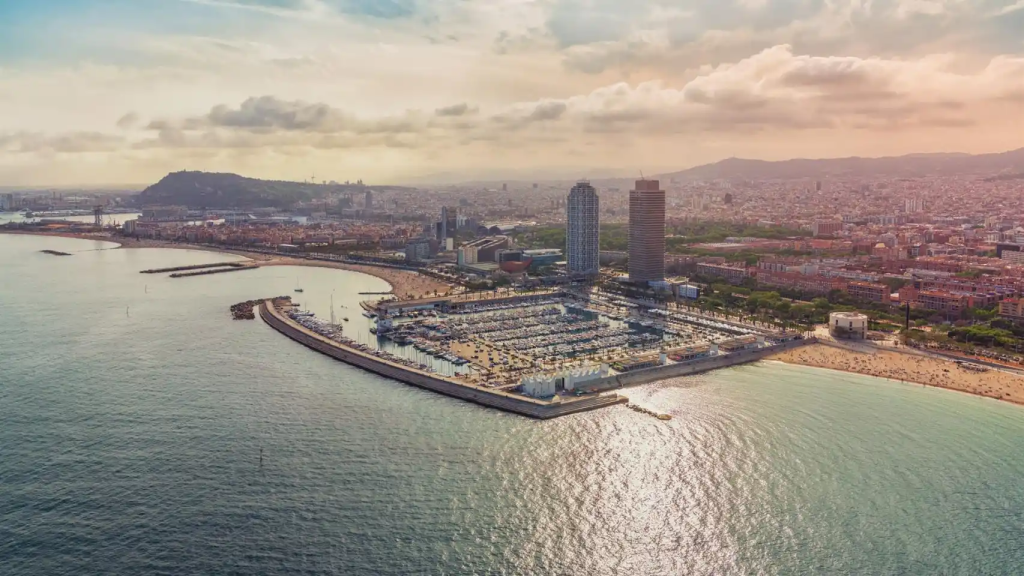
772,344,1024,405
259,257,453,300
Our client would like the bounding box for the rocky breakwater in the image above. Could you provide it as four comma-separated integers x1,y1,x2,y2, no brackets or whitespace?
625,402,673,421
232,296,291,320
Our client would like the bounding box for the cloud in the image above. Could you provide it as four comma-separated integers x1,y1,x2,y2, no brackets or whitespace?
117,113,141,130
205,96,352,131
992,0,1024,16
58,45,1024,158
0,132,123,154
528,101,568,121
435,103,476,117
543,0,1017,75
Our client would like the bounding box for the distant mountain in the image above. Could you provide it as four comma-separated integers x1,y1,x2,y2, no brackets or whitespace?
135,171,409,209
657,147,1024,182
397,167,636,187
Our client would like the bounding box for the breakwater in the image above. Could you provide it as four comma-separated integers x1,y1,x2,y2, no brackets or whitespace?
259,301,626,419
141,261,250,274
39,250,72,256
232,296,290,320
170,265,257,278
625,402,673,421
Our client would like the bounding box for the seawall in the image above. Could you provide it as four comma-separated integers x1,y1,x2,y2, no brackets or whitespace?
259,301,626,419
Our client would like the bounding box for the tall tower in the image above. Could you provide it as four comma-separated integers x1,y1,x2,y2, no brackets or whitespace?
628,179,665,284
567,181,600,277
364,190,373,209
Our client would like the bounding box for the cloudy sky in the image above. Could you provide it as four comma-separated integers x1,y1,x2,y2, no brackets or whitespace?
1,0,1023,185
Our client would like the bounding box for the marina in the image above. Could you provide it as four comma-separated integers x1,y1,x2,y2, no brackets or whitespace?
365,289,787,390
253,283,813,416
259,298,630,419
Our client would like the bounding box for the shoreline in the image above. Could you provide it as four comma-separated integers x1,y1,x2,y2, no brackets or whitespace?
1,230,452,300
771,343,1024,408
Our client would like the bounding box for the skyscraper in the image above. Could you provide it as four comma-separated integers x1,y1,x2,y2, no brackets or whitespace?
439,205,459,241
364,190,373,209
628,179,665,284
567,180,600,277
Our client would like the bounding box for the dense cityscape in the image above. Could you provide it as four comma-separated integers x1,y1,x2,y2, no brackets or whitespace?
7,160,1024,359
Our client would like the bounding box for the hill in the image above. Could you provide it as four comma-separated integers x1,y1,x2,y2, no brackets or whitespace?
135,172,406,209
658,147,1024,182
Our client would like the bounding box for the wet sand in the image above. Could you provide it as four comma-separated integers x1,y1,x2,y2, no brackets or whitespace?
772,344,1024,406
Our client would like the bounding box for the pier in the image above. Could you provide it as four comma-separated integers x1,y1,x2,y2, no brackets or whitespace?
169,265,257,278
140,261,250,274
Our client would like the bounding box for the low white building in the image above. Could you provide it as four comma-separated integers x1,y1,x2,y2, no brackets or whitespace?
563,364,609,391
830,312,868,340
521,364,610,397
521,374,557,398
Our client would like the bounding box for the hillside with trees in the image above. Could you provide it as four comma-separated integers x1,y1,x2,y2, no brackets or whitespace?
135,171,414,209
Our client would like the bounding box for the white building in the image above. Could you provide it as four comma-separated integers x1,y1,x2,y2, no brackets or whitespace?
521,374,558,398
829,312,868,340
457,245,478,266
904,198,925,213
567,180,600,276
520,364,609,397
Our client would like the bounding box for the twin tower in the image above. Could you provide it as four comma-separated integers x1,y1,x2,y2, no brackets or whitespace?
566,179,665,284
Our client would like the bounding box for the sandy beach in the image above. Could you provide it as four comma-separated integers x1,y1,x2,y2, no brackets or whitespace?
772,344,1024,406
259,257,452,300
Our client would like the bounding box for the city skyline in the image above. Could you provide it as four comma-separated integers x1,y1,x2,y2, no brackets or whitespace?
3,0,1024,186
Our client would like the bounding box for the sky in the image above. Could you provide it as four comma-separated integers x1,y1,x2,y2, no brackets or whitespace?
1,0,1023,186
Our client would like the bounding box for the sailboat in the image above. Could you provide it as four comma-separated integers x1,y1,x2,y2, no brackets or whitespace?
294,276,304,293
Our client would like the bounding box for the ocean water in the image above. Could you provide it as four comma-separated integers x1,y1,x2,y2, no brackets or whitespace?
3,234,1024,575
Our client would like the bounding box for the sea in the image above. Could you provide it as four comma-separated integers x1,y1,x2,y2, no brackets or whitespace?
3,233,1024,575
